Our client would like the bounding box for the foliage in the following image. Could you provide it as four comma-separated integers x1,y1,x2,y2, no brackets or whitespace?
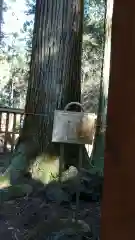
0,1,8,43
0,1,29,108
82,0,105,113
0,0,105,111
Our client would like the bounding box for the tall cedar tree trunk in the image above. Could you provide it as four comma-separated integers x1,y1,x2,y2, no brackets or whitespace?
101,0,135,239
7,0,84,184
89,0,113,175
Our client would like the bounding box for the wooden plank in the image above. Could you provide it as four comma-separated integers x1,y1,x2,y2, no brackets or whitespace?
0,112,2,132
0,107,24,114
11,113,16,151
4,112,9,152
0,131,19,134
19,113,24,133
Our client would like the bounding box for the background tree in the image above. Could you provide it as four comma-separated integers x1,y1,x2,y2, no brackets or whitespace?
90,0,113,174
0,32,28,107
82,0,105,113
0,0,3,43
0,0,28,108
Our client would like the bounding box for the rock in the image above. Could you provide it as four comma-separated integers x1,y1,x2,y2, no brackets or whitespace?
43,166,103,204
45,181,70,204
46,219,92,240
61,166,78,182
43,166,79,204
61,169,103,202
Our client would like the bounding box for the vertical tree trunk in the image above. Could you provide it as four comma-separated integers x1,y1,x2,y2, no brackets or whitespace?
0,0,3,43
6,0,84,184
101,0,135,239
90,0,113,175
23,0,82,144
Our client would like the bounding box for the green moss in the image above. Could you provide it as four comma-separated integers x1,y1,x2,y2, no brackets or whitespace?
30,154,61,184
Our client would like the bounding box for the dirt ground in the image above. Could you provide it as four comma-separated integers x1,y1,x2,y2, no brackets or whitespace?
0,197,100,239
0,153,101,240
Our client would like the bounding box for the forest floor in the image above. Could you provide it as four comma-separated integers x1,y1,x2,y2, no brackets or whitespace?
0,153,102,240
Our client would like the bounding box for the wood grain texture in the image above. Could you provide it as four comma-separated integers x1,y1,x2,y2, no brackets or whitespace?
101,0,135,239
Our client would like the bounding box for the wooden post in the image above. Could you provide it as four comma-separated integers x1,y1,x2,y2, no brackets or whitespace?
101,0,135,239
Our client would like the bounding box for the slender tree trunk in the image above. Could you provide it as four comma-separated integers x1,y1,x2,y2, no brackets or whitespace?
5,0,84,185
0,0,3,43
101,0,135,239
90,0,113,175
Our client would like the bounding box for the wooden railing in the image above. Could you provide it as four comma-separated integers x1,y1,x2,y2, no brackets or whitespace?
0,107,24,153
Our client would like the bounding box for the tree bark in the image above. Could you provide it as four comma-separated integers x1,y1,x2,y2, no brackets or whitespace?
101,0,135,239
3,0,84,187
